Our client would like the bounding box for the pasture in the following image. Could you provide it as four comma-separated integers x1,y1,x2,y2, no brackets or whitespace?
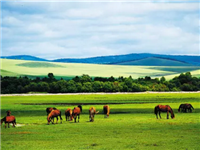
1,93,200,150
1,59,200,80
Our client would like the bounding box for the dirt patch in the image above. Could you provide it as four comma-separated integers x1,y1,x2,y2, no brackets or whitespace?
15,124,25,127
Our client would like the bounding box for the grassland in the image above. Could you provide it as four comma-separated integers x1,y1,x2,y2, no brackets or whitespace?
1,59,200,80
1,93,200,150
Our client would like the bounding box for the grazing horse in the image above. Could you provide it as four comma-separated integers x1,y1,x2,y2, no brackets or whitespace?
178,104,194,113
47,109,62,125
1,116,16,128
89,107,99,122
72,105,82,123
65,108,73,121
103,105,110,118
46,107,57,116
154,105,175,119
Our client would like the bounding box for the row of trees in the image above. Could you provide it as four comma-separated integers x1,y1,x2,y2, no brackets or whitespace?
1,72,200,94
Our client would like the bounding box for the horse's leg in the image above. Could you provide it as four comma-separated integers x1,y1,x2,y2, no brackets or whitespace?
167,111,169,119
8,123,10,128
156,113,158,119
56,117,58,124
159,111,161,119
60,115,62,124
5,123,7,128
78,114,80,122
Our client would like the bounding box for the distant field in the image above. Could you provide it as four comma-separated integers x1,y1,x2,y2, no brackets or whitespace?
1,59,200,80
1,93,199,150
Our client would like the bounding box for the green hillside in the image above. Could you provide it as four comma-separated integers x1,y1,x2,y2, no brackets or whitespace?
1,58,200,80
116,57,192,66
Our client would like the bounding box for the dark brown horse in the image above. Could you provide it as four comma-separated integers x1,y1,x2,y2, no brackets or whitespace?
72,105,82,123
1,116,16,128
46,107,57,116
89,107,99,122
65,108,73,121
178,103,194,113
154,105,175,119
47,109,62,125
103,105,110,118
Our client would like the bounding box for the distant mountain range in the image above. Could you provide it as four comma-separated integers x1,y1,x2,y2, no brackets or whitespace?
1,53,200,66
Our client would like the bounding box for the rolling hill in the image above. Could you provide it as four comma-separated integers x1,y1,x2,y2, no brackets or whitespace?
1,53,200,66
115,57,192,66
1,55,47,61
1,59,200,80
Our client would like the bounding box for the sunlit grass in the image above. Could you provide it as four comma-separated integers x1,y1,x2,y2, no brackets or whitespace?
1,93,199,150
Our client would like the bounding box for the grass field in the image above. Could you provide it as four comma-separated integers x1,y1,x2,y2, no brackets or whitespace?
1,93,200,150
1,59,200,80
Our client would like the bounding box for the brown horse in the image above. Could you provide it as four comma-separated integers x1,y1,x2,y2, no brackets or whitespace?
46,107,57,116
154,105,175,119
47,109,62,125
178,103,194,113
89,107,99,122
103,105,110,118
65,108,73,121
1,116,16,128
72,105,82,123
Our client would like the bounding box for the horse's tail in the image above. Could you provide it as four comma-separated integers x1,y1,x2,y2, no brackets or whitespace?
14,118,17,125
103,106,107,114
154,106,158,114
78,105,82,112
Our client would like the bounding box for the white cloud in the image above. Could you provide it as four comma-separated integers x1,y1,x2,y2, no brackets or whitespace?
1,2,199,58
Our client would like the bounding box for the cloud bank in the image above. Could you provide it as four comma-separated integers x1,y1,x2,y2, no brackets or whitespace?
1,2,199,59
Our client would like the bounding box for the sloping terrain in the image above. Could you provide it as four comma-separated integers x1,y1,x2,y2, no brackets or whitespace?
2,53,200,66
1,59,200,79
115,57,192,66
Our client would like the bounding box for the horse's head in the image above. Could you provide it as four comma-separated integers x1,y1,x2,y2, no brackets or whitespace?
171,113,175,119
6,110,11,116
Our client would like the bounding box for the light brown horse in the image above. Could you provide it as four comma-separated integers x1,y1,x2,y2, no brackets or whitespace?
89,107,99,122
154,105,175,119
72,105,82,123
65,108,73,121
103,105,110,118
1,116,16,128
178,103,194,113
47,109,62,125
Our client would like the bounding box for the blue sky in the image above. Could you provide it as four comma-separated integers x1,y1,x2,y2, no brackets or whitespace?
1,0,199,59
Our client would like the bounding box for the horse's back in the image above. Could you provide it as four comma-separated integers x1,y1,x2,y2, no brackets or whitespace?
103,105,110,114
73,107,81,115
65,108,72,115
6,116,16,123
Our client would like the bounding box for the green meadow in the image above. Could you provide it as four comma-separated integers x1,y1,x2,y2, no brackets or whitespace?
1,59,200,80
1,93,200,150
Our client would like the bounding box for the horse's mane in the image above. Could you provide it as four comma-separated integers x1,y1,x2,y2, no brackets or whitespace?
78,105,82,112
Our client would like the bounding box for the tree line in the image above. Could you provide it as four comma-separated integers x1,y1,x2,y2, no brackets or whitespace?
1,72,200,94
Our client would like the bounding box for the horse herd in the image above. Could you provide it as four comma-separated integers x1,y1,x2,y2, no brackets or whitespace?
46,105,109,125
1,103,194,128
